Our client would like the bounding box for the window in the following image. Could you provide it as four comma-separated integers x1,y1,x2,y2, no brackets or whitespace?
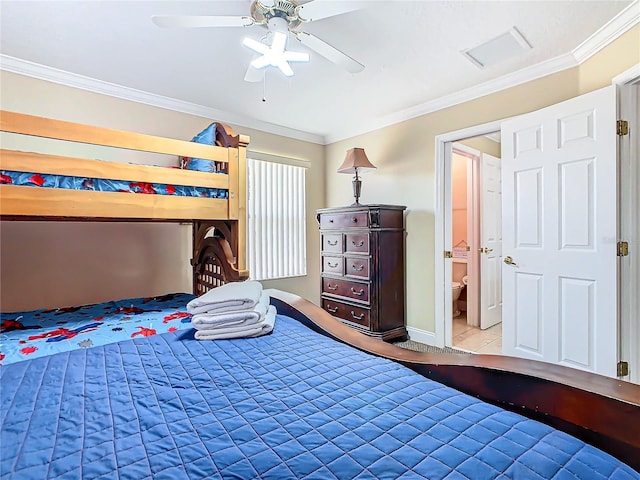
247,154,307,281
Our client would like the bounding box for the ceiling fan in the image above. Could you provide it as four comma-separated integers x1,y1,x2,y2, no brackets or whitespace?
152,0,365,82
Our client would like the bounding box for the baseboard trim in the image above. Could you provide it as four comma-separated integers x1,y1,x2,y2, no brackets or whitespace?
406,326,437,346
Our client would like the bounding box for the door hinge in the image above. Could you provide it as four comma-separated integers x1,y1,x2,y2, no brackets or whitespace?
617,120,629,136
617,241,629,257
617,361,629,377
444,251,453,258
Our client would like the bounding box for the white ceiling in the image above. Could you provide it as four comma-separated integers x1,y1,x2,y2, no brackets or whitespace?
0,1,636,144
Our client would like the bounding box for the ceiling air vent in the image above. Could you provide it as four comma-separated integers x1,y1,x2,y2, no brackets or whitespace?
462,27,532,69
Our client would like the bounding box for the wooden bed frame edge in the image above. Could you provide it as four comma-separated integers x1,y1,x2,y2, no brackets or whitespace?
266,288,640,471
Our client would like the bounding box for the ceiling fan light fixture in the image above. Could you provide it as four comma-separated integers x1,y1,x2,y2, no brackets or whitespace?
242,37,269,55
283,51,309,62
243,31,309,77
250,54,270,70
276,59,295,77
271,29,287,51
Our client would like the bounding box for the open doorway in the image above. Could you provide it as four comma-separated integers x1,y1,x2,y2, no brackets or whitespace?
450,137,502,354
435,79,639,382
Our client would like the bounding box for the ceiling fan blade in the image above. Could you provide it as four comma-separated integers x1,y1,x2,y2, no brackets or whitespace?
296,1,365,22
294,31,364,73
151,15,253,28
244,62,265,83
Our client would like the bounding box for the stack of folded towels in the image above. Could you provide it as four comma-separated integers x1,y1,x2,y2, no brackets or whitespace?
186,280,276,340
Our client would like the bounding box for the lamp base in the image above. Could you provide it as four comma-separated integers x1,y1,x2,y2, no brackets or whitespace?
352,178,362,205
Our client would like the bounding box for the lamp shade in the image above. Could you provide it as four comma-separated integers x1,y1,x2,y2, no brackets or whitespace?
337,148,376,174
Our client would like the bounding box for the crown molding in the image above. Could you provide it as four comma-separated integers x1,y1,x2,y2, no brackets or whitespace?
325,53,578,144
326,2,638,144
0,55,326,145
572,0,639,64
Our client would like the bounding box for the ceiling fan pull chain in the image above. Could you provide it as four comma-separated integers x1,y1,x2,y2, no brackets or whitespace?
262,72,267,103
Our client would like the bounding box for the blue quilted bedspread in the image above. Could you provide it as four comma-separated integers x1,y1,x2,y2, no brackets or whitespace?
0,312,637,479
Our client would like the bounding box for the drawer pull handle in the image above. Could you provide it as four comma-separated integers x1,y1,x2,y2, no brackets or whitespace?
327,305,338,313
351,217,358,223
350,287,364,296
350,311,365,320
351,240,365,247
329,219,334,223
327,240,338,246
327,262,339,268
352,264,365,271
327,284,339,291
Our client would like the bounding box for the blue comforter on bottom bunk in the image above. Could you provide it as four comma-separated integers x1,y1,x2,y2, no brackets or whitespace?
0,313,637,479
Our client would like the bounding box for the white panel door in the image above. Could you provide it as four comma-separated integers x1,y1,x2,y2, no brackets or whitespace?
480,153,502,330
501,85,618,377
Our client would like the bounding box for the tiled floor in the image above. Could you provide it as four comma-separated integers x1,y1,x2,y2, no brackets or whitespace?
452,313,503,354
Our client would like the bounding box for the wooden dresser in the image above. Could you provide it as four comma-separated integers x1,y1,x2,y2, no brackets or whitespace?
317,204,407,341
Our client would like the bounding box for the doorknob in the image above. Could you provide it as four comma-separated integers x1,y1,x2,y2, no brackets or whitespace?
479,247,494,254
503,256,517,266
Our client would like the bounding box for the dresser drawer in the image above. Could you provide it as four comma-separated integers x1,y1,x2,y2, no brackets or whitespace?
319,212,369,229
322,277,370,303
345,256,369,278
322,233,343,253
345,233,369,253
322,255,343,275
322,299,371,328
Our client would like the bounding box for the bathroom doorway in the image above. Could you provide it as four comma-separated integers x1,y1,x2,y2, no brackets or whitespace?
450,136,502,354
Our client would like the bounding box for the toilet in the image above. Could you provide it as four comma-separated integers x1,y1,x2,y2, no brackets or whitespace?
452,282,463,318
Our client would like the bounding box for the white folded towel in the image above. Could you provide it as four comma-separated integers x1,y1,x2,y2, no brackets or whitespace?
187,280,263,315
259,305,276,336
191,292,269,330
194,323,264,340
194,305,277,341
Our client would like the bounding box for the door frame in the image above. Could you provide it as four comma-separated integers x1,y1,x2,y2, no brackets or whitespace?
614,64,640,382
434,119,503,348
451,143,481,329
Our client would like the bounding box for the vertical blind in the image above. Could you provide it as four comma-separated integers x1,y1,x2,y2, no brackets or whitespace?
247,158,307,281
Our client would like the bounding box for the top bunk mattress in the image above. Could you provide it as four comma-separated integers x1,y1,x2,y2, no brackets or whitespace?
0,295,636,479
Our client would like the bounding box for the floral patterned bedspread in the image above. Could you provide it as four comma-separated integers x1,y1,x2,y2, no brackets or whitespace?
0,293,195,366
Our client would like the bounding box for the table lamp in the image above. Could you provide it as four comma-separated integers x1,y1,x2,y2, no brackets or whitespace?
337,148,376,205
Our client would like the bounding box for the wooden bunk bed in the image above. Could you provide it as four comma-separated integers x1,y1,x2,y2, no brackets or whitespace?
0,109,250,288
0,111,638,478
